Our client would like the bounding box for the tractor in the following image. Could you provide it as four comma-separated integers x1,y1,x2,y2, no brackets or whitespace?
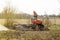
31,11,45,31
31,11,49,31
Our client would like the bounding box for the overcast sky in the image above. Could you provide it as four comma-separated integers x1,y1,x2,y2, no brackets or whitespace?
0,0,60,15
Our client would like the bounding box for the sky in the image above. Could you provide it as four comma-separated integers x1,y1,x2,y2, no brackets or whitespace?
0,0,60,15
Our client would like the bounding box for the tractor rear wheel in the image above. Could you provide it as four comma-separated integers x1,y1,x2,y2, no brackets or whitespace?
38,24,44,31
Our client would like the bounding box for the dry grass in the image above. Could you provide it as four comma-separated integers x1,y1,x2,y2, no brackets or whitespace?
49,18,60,25
0,18,60,25
0,30,60,40
0,19,6,25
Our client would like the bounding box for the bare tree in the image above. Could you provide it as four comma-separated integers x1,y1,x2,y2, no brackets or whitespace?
2,7,16,28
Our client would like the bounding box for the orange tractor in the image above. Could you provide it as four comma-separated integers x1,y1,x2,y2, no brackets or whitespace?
31,11,45,31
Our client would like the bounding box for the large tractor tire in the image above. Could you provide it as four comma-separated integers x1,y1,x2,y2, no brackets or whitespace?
38,24,45,31
38,24,49,31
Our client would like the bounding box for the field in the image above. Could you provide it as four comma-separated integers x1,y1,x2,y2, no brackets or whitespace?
49,25,60,30
49,18,60,25
0,30,60,40
0,18,60,40
0,18,60,25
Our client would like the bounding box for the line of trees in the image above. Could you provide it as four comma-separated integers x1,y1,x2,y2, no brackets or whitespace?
0,8,31,19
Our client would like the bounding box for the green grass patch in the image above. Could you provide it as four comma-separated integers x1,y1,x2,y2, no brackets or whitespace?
48,25,60,30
